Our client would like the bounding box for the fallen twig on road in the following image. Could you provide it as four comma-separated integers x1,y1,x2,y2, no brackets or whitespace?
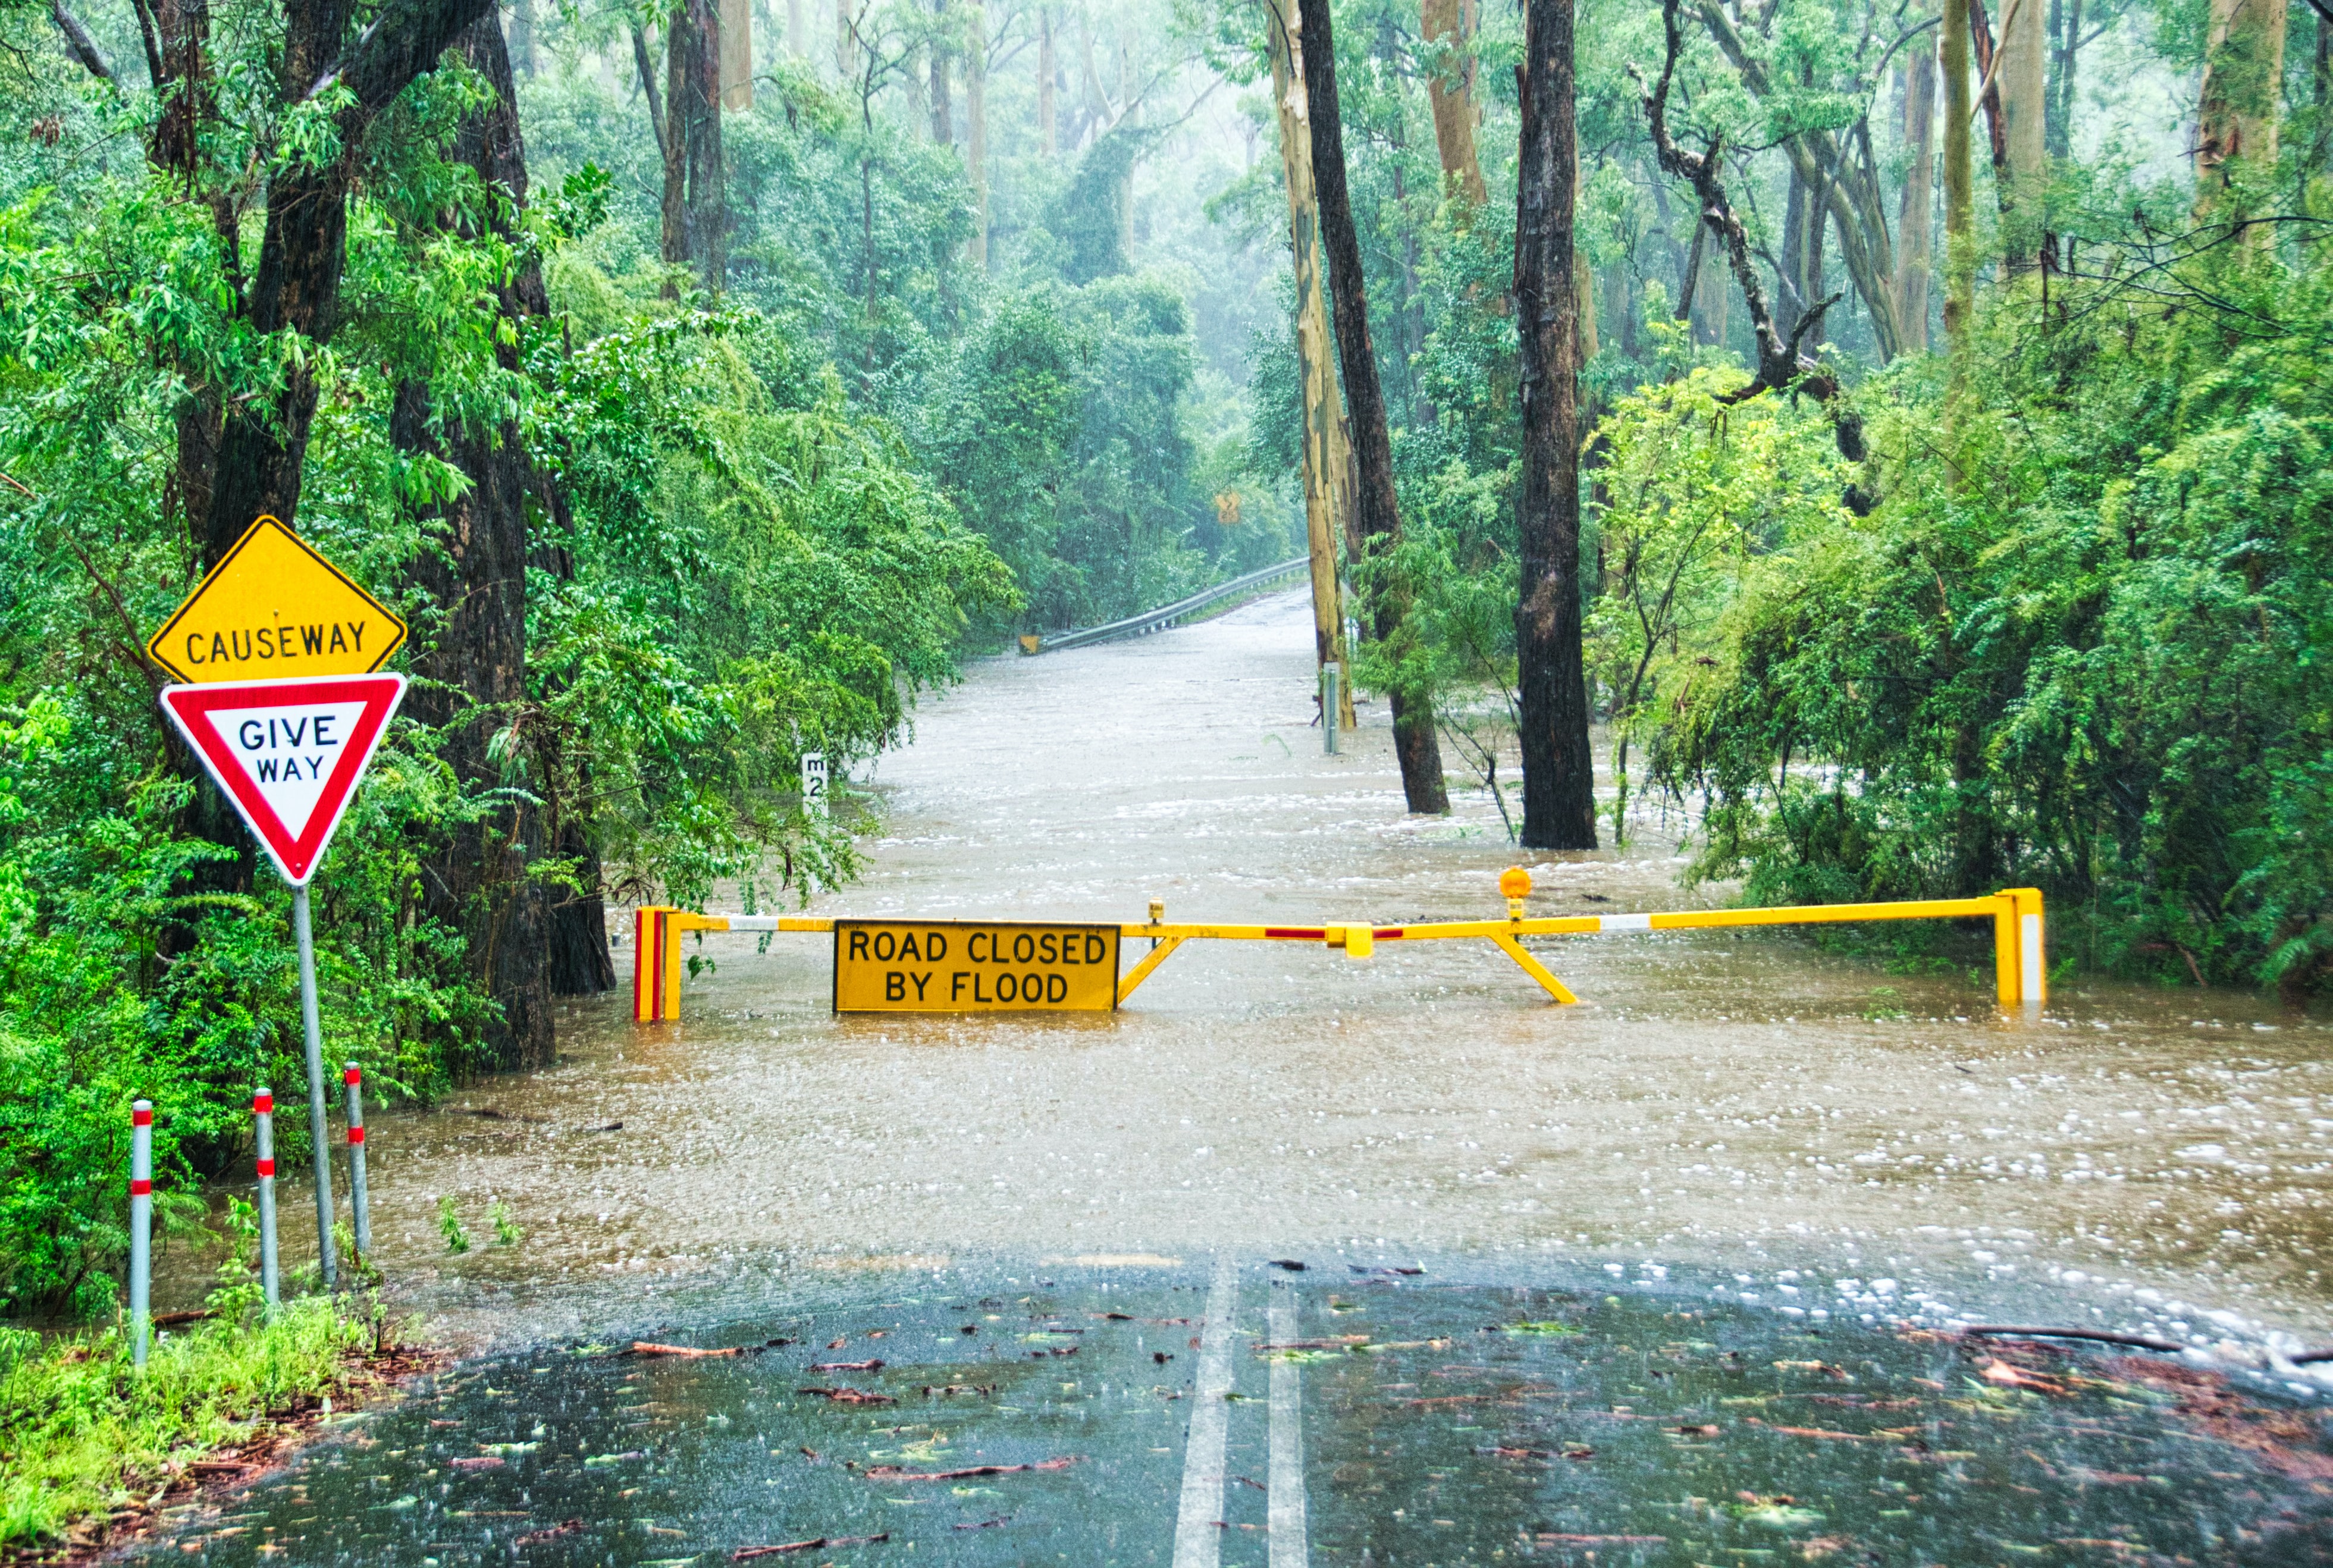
861,1459,1081,1481
631,1342,741,1358
731,1533,888,1558
796,1387,896,1406
513,1519,583,1548
1957,1325,2184,1353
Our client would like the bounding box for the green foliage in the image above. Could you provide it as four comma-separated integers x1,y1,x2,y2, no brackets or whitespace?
438,1194,471,1255
1586,369,1854,843
1623,237,2333,992
0,1299,365,1549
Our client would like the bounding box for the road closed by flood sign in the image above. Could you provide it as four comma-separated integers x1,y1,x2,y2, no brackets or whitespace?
833,920,1120,1013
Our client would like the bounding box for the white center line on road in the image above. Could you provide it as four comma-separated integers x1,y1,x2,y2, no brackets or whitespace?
1268,1288,1310,1568
1171,1255,1240,1568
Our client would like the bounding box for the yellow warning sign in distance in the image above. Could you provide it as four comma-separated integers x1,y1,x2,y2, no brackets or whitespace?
148,516,407,684
833,920,1120,1013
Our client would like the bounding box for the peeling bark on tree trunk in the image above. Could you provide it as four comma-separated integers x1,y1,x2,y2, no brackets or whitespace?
1299,0,1447,815
1515,0,1595,849
1967,0,2011,196
2194,0,2287,214
1421,0,1487,209
1266,0,1355,728
1998,0,2047,268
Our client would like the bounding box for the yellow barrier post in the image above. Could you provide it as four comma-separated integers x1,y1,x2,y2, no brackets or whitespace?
2009,887,2047,1006
1488,867,1578,1003
632,906,667,1023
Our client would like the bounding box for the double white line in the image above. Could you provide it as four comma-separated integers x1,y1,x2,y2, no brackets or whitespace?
1171,1257,1309,1568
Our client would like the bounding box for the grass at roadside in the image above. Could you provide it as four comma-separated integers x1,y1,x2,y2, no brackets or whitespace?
0,1298,404,1558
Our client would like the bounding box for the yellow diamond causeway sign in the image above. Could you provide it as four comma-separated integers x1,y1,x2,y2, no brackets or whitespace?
148,516,407,684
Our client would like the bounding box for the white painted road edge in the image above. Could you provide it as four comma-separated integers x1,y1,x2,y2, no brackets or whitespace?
1268,1290,1311,1568
1172,1256,1240,1568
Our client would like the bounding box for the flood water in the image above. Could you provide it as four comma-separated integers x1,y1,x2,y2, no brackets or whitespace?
146,591,2333,1563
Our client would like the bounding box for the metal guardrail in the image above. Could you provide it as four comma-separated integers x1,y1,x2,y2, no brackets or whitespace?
1024,556,1312,654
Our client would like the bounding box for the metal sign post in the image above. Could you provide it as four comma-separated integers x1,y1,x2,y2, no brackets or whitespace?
290,886,335,1288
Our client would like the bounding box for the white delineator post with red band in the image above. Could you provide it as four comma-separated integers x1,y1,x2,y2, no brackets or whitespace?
343,1065,370,1263
255,1087,281,1311
129,1100,152,1369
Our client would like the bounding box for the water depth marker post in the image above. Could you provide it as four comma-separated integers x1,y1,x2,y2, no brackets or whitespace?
343,1064,370,1262
148,515,409,1290
128,1100,152,1369
255,1087,281,1310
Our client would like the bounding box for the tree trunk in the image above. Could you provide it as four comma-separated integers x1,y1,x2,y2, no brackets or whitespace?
720,0,752,108
1896,40,1936,351
966,0,987,264
2194,0,2287,212
1967,0,2011,196
151,0,211,174
1300,0,1447,814
1421,0,1488,209
1779,162,1827,335
930,0,952,142
1942,0,1974,391
661,0,725,291
836,0,854,78
2044,0,2078,158
2318,12,2330,171
1038,5,1056,155
1267,0,1355,726
393,10,561,1071
1514,0,1595,849
1997,0,2046,268
787,0,804,55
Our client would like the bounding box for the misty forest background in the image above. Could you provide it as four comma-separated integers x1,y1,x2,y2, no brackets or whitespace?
1,0,2327,1314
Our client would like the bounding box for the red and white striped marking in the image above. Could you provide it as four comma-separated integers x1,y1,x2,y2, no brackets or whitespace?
342,1062,372,1260
254,1086,281,1308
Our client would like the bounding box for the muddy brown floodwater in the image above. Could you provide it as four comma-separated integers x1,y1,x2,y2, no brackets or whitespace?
219,590,2333,1364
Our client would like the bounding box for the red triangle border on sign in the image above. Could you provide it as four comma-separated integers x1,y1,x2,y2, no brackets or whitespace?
160,674,407,887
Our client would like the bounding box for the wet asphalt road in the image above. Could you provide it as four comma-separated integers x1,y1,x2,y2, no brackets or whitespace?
127,1260,2333,1566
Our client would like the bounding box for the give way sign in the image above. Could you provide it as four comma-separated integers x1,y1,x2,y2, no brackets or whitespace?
161,674,407,886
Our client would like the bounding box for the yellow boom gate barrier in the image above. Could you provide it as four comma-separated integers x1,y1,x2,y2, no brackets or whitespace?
633,873,2047,1023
